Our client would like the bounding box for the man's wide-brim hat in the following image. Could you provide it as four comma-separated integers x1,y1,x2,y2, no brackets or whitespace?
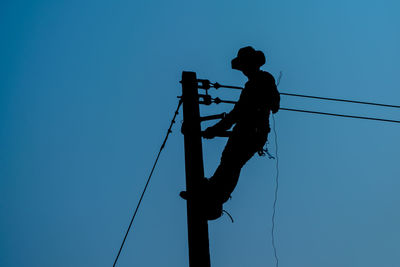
231,46,266,70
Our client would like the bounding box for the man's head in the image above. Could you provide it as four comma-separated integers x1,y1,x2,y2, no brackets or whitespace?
231,46,266,73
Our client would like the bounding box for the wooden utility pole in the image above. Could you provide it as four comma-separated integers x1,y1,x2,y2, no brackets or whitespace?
181,71,211,267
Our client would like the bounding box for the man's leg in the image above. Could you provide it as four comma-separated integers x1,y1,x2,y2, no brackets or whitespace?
208,134,259,203
180,131,268,220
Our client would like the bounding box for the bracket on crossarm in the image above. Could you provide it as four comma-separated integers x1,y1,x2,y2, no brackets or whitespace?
201,130,232,138
197,79,211,90
200,112,226,122
199,94,212,105
210,82,243,90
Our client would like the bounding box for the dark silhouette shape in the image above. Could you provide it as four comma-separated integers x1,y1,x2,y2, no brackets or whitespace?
181,46,280,220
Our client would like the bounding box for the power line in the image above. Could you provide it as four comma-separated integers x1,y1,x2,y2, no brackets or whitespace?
112,100,182,267
280,92,400,109
211,82,400,109
280,107,400,124
212,98,400,124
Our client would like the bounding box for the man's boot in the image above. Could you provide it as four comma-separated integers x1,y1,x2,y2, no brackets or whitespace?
179,178,223,220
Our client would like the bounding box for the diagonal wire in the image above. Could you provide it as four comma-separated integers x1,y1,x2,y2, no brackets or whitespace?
112,99,182,267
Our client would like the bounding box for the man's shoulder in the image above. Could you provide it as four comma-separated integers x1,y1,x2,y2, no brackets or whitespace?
256,71,276,86
260,70,275,79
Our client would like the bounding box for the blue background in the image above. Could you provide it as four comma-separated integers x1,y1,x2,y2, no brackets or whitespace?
1,0,400,266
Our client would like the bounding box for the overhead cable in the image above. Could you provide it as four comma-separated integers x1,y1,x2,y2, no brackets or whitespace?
280,92,400,109
279,107,400,124
210,82,400,109
211,98,400,124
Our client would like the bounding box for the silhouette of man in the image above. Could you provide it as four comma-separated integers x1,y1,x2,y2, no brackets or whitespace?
182,46,280,220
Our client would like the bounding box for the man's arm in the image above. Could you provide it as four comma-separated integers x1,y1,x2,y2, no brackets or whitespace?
203,96,243,139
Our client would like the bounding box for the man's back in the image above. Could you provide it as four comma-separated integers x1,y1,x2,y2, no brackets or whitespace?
233,70,279,133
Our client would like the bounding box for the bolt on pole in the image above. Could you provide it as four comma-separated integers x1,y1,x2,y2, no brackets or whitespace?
181,71,211,267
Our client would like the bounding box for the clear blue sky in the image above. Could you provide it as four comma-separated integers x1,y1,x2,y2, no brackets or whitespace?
1,0,400,266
